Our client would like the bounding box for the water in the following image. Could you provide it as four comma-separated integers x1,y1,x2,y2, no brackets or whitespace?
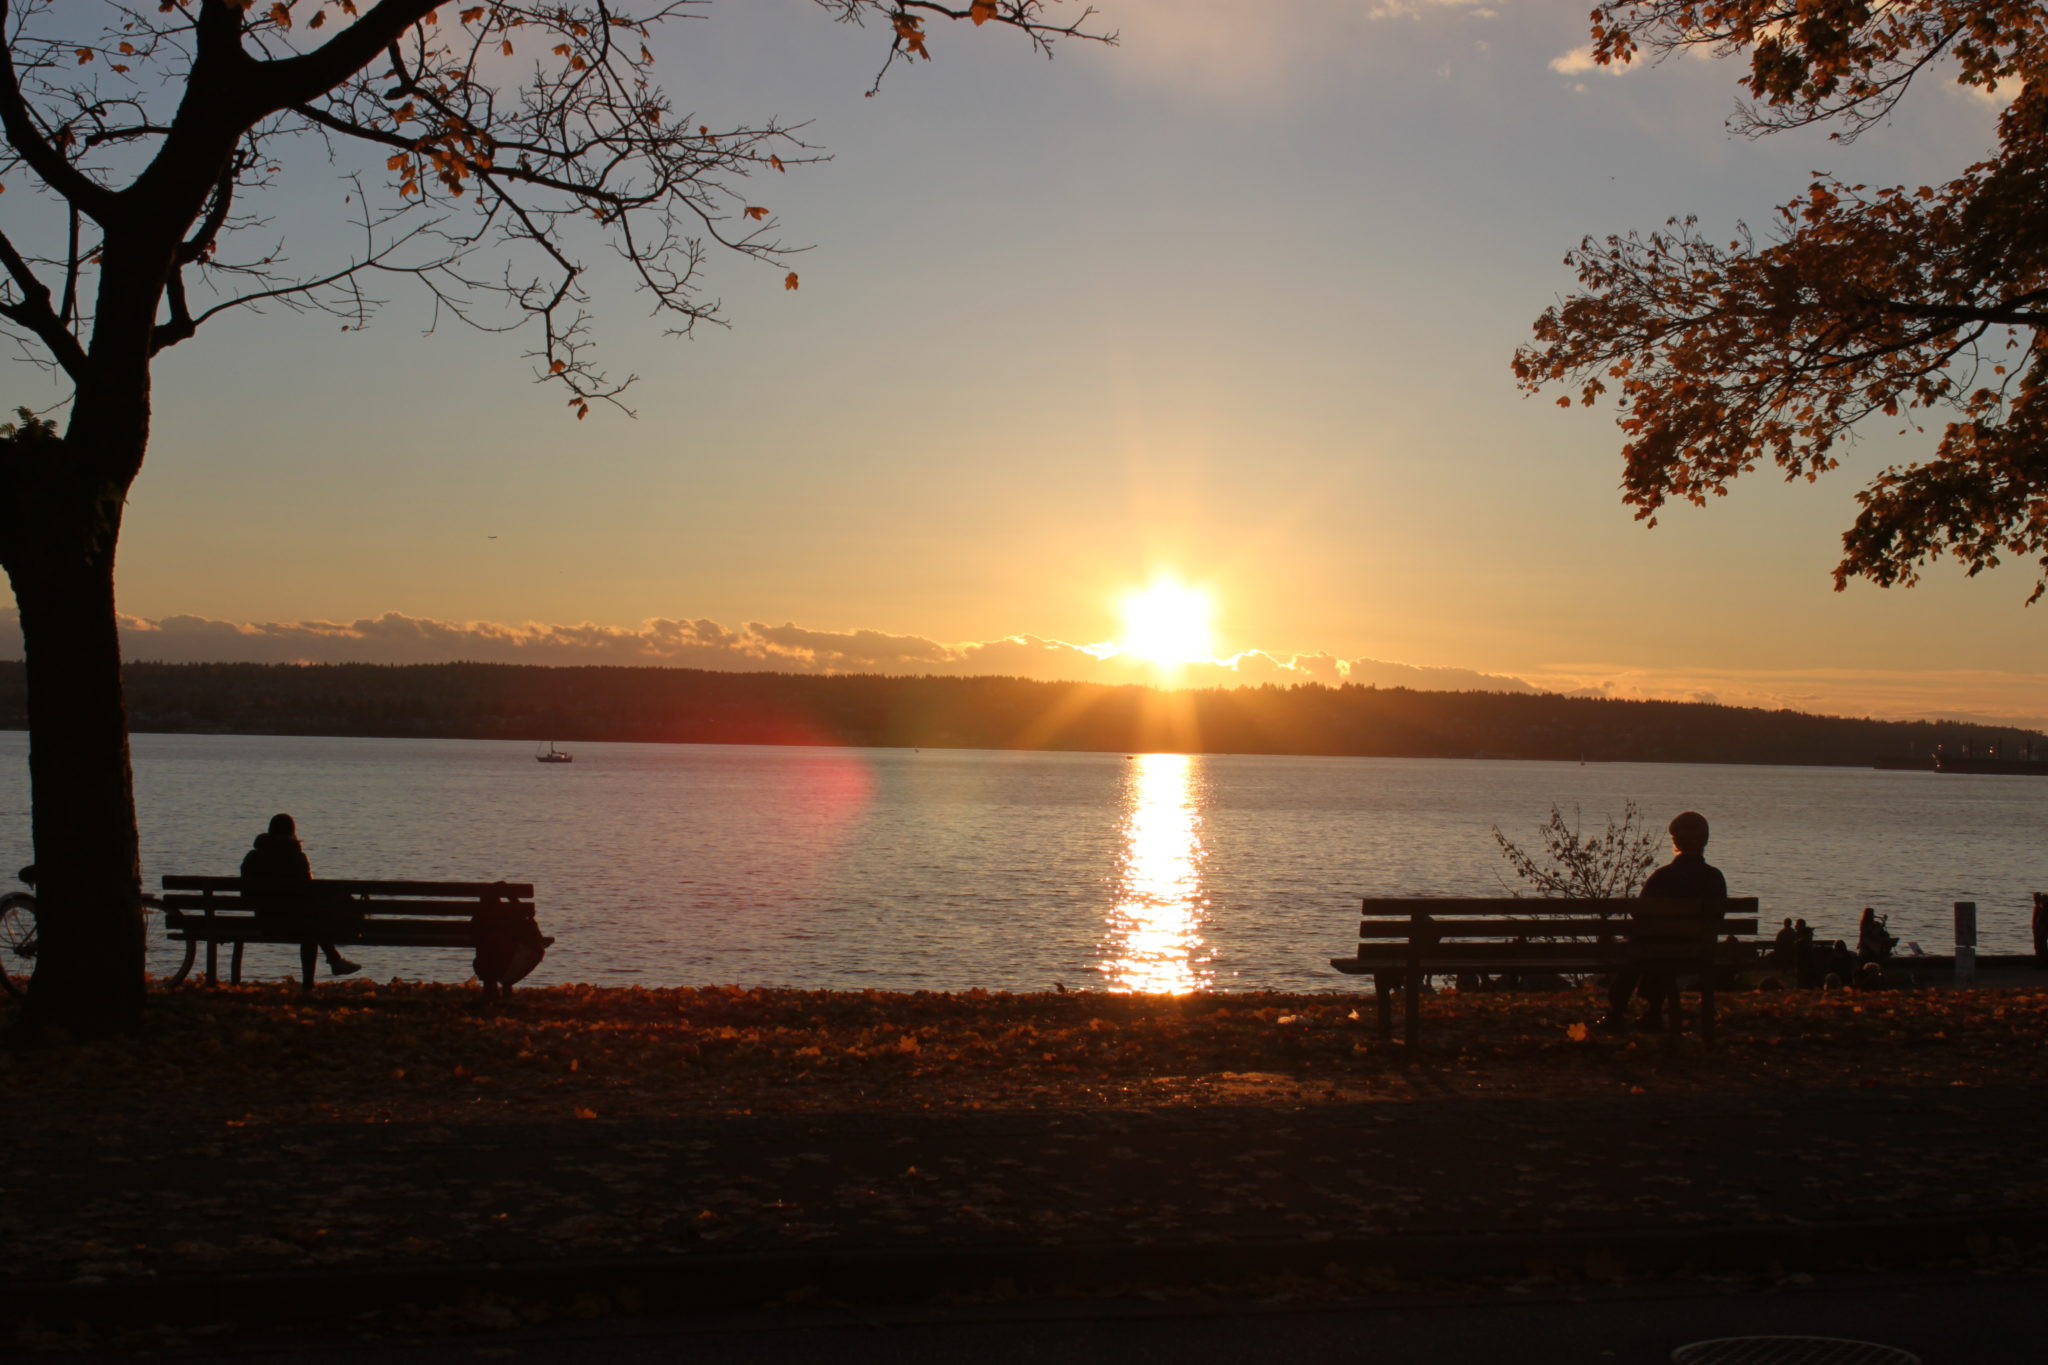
0,733,2039,990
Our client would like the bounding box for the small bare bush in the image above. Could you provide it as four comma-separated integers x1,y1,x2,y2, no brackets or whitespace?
1492,801,1658,900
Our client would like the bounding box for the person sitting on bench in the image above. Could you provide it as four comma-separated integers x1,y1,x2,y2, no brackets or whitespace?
241,813,360,977
1598,809,1727,1033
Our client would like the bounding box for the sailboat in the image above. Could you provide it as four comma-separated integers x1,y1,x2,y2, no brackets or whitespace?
535,741,573,764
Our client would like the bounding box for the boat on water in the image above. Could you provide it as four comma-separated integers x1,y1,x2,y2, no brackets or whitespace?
535,741,573,764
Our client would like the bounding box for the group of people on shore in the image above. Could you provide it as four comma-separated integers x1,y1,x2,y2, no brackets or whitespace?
1768,908,1898,991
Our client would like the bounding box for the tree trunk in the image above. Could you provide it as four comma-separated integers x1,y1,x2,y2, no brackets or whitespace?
7,484,144,1033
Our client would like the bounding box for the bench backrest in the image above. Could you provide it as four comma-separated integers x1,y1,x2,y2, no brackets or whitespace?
160,876,535,920
1354,897,1760,964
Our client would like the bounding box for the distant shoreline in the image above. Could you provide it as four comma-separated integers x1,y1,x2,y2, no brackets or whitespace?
0,660,2035,769
0,725,2015,774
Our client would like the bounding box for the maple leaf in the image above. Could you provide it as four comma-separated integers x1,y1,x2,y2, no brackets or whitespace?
743,206,769,221
970,0,997,24
892,14,929,59
784,272,799,291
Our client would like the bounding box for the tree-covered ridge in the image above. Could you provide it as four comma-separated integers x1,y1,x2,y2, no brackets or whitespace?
0,661,2027,768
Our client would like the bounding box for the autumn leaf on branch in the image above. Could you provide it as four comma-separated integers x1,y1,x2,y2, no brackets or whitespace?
1517,0,2048,602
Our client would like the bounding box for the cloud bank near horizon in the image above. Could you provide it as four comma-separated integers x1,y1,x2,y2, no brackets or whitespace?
1,609,2041,731
0,609,1535,696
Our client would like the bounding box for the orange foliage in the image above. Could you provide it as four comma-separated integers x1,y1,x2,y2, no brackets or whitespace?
1519,2,2048,600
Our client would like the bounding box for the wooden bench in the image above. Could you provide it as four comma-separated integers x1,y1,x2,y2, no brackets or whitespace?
1331,897,1760,1048
161,877,550,993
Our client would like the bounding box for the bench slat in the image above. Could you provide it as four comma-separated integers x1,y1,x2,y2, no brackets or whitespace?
1346,942,1733,963
1332,956,1609,974
1358,918,1758,939
1337,948,1754,971
170,928,486,947
1358,897,1758,917
162,897,525,917
162,876,534,898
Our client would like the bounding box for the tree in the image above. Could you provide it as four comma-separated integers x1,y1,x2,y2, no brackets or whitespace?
0,0,1108,1031
1491,801,1657,899
1514,2,2048,601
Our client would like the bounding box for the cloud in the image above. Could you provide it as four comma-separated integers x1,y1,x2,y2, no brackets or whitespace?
1549,45,1598,75
0,608,1538,696
1101,0,1497,97
0,611,2036,727
1371,0,1495,18
1550,42,1634,80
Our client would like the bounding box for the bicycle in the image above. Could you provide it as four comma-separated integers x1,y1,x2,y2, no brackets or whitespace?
0,867,172,999
0,866,38,999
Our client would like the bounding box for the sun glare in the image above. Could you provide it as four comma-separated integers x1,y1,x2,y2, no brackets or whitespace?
1116,576,1215,667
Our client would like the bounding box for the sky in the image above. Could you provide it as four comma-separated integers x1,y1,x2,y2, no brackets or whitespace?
10,0,2048,728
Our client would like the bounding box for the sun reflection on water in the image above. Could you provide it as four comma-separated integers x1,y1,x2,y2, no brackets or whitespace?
1101,752,1211,993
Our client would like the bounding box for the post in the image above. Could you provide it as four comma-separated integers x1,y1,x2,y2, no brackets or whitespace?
1404,909,1429,1051
1954,902,1977,987
2033,893,2046,970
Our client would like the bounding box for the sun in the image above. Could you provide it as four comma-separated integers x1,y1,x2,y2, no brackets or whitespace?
1116,576,1216,667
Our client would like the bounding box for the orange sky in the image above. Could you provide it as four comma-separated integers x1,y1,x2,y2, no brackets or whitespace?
11,2,2041,731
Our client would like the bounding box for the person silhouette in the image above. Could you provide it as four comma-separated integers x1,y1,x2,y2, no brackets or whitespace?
1793,918,1817,986
1856,907,1896,965
1599,809,1728,1032
241,814,359,977
1772,917,1797,970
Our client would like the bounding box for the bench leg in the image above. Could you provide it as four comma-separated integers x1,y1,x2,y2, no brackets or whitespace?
1403,968,1421,1051
205,939,218,988
231,941,244,985
1374,973,1393,1042
300,942,317,994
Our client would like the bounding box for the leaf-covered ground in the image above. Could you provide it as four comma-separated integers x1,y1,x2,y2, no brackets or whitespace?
3,981,2045,1292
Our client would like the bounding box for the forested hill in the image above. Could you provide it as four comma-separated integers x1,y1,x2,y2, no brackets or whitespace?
0,661,2027,768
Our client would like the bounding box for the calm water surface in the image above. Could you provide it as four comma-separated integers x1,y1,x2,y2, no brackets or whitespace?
0,734,2038,990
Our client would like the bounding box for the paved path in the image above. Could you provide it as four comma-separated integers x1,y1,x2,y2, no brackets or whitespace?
46,1270,2047,1364
9,1082,2046,1344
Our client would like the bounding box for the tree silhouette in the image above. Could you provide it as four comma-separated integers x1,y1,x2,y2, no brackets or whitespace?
1515,1,2048,601
0,0,1108,1030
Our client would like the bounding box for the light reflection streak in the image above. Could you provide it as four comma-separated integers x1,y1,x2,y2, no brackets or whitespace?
1101,752,1211,993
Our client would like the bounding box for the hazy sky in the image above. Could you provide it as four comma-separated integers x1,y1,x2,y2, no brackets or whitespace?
18,0,2047,726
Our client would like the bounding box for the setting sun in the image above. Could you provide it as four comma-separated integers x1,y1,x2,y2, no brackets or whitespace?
1116,576,1216,666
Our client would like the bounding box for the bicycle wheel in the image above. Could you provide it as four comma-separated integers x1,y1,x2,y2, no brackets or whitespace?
0,891,37,999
